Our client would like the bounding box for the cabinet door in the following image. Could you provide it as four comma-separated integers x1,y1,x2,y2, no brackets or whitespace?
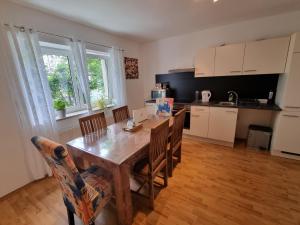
283,53,300,109
208,107,238,143
243,37,290,75
194,48,215,77
215,43,245,76
293,32,300,53
273,112,300,154
190,106,209,137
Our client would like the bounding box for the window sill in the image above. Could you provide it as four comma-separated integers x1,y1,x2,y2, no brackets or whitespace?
55,104,115,121
91,104,114,112
56,110,88,121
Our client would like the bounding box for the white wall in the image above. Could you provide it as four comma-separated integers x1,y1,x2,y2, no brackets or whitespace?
0,1,143,197
141,11,300,99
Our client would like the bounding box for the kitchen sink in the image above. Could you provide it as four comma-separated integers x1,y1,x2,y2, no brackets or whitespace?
216,101,237,106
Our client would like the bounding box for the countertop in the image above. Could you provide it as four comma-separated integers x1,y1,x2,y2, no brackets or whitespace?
191,101,281,111
144,99,281,111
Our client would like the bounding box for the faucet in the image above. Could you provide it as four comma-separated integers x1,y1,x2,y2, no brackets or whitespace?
228,91,239,105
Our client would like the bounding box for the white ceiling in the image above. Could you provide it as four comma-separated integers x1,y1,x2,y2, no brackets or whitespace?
10,0,300,42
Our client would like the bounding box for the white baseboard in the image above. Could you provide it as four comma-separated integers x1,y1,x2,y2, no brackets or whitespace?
271,150,300,161
183,133,234,148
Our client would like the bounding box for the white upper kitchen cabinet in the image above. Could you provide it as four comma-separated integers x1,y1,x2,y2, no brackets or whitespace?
292,32,300,53
243,37,290,75
281,53,300,109
214,43,245,76
208,107,238,143
190,106,209,138
194,47,215,77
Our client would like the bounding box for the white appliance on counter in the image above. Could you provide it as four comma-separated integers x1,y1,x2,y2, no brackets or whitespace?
151,83,166,100
272,32,300,159
133,108,147,123
201,90,211,102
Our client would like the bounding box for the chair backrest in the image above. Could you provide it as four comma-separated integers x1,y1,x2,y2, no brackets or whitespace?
170,108,186,152
149,119,170,172
31,136,96,225
112,105,129,123
79,112,107,136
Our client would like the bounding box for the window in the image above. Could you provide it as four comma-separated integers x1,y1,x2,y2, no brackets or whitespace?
86,49,110,109
41,42,85,113
40,42,110,115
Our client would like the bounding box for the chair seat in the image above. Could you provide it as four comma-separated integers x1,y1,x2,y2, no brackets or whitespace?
81,166,112,211
133,157,149,176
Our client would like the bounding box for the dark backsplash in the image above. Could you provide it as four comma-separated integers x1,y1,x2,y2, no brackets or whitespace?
156,72,279,103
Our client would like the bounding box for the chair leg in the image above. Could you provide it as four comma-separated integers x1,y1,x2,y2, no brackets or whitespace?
168,150,173,177
164,164,168,187
148,178,154,210
178,145,182,163
67,208,75,225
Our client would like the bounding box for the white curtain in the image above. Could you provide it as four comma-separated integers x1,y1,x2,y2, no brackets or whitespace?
69,40,92,111
0,25,56,180
109,47,127,106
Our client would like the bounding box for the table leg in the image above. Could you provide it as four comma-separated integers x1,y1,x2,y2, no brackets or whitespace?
113,163,133,225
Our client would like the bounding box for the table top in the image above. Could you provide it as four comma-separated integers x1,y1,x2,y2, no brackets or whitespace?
67,116,173,165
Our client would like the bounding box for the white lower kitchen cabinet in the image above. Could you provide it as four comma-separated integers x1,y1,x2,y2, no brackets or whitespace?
208,107,238,143
190,106,209,137
272,111,300,155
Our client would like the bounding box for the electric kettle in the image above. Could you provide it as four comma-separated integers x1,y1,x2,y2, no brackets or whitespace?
201,90,212,103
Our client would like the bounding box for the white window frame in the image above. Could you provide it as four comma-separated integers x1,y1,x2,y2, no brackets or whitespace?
41,43,87,113
86,49,110,104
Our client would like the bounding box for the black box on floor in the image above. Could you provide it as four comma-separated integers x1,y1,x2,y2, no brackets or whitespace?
247,125,273,150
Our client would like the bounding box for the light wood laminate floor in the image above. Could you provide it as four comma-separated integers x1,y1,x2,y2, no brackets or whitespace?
1,137,300,225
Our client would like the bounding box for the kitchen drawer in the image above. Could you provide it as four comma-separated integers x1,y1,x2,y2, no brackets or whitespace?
191,106,209,114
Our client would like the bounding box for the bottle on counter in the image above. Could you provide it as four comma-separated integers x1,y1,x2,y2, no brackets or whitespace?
268,90,274,104
195,90,200,102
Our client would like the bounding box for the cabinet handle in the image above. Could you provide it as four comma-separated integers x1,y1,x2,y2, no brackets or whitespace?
197,72,205,75
226,111,237,113
195,109,205,111
230,70,241,73
191,115,200,118
244,69,257,72
285,106,300,109
283,114,300,118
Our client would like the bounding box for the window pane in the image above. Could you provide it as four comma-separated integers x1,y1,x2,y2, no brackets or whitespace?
42,54,76,108
87,56,108,107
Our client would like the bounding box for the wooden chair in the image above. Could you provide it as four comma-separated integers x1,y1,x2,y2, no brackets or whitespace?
168,108,186,177
133,119,170,209
112,105,130,123
31,136,112,225
79,112,107,136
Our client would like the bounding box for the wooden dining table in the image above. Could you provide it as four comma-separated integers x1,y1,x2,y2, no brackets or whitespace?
66,116,173,225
